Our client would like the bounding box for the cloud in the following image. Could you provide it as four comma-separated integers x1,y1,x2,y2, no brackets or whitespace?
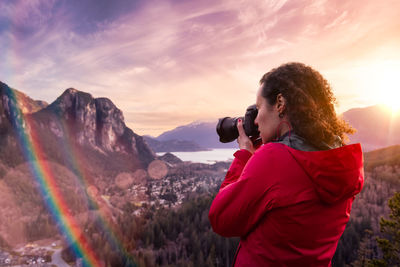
1,0,400,135
324,10,348,29
0,0,58,39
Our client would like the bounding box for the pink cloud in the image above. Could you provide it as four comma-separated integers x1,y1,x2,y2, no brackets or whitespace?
1,0,400,135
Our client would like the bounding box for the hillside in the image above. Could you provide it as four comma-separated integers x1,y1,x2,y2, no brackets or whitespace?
0,160,90,247
343,105,400,151
363,145,400,172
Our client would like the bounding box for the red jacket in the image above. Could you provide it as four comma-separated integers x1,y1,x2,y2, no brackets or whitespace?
209,142,364,266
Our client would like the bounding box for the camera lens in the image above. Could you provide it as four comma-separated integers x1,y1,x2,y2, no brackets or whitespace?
216,117,240,143
216,104,259,143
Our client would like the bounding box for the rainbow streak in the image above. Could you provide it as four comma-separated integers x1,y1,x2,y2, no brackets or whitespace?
56,118,138,266
4,85,102,267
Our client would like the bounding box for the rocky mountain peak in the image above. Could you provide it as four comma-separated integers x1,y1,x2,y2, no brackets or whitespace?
60,88,81,97
95,97,121,119
0,82,48,131
37,86,155,164
0,82,11,130
50,88,94,115
65,88,78,94
0,82,155,168
0,82,25,132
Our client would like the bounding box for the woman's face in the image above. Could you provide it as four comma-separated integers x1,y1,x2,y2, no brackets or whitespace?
254,85,282,143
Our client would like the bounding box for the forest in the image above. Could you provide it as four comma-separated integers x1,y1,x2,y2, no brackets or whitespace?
31,146,400,266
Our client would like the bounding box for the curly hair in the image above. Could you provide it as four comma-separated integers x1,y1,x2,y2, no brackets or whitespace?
260,62,354,149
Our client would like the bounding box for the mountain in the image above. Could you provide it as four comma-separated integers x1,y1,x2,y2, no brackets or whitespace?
158,152,183,165
143,135,208,152
156,121,237,149
0,83,155,170
0,81,156,246
40,87,154,164
9,87,48,113
343,105,400,151
0,87,45,133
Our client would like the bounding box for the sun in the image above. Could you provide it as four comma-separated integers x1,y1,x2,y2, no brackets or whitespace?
384,97,400,115
370,61,400,115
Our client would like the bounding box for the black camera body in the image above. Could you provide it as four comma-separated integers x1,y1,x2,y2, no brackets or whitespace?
216,105,259,143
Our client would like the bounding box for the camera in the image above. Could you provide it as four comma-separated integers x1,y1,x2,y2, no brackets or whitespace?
216,104,259,143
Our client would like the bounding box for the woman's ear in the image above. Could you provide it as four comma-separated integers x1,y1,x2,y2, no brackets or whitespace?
276,93,286,113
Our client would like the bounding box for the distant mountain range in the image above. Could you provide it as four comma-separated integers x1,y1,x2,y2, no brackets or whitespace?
342,105,400,151
143,135,209,152
147,121,237,152
150,105,400,152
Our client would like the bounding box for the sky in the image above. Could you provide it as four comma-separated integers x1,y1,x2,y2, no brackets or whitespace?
1,0,400,136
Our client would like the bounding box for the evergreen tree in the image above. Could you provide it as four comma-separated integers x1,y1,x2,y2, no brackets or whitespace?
372,192,400,266
352,229,374,267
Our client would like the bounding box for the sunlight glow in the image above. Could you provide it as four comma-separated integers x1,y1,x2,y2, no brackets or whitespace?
377,62,400,114
362,60,400,115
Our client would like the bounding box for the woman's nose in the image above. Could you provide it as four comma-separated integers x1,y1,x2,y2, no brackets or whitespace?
254,116,259,126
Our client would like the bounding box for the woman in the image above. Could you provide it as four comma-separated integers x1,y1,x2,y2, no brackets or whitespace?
209,62,364,266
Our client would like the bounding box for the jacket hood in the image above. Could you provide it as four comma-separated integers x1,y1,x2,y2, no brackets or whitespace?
285,143,364,204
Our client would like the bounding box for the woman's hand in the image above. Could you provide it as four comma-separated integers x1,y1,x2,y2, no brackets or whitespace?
237,119,255,154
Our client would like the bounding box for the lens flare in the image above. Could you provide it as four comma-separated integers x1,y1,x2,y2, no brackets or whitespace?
2,83,137,266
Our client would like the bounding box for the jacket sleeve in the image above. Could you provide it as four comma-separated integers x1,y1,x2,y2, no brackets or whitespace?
209,145,281,237
219,149,253,190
